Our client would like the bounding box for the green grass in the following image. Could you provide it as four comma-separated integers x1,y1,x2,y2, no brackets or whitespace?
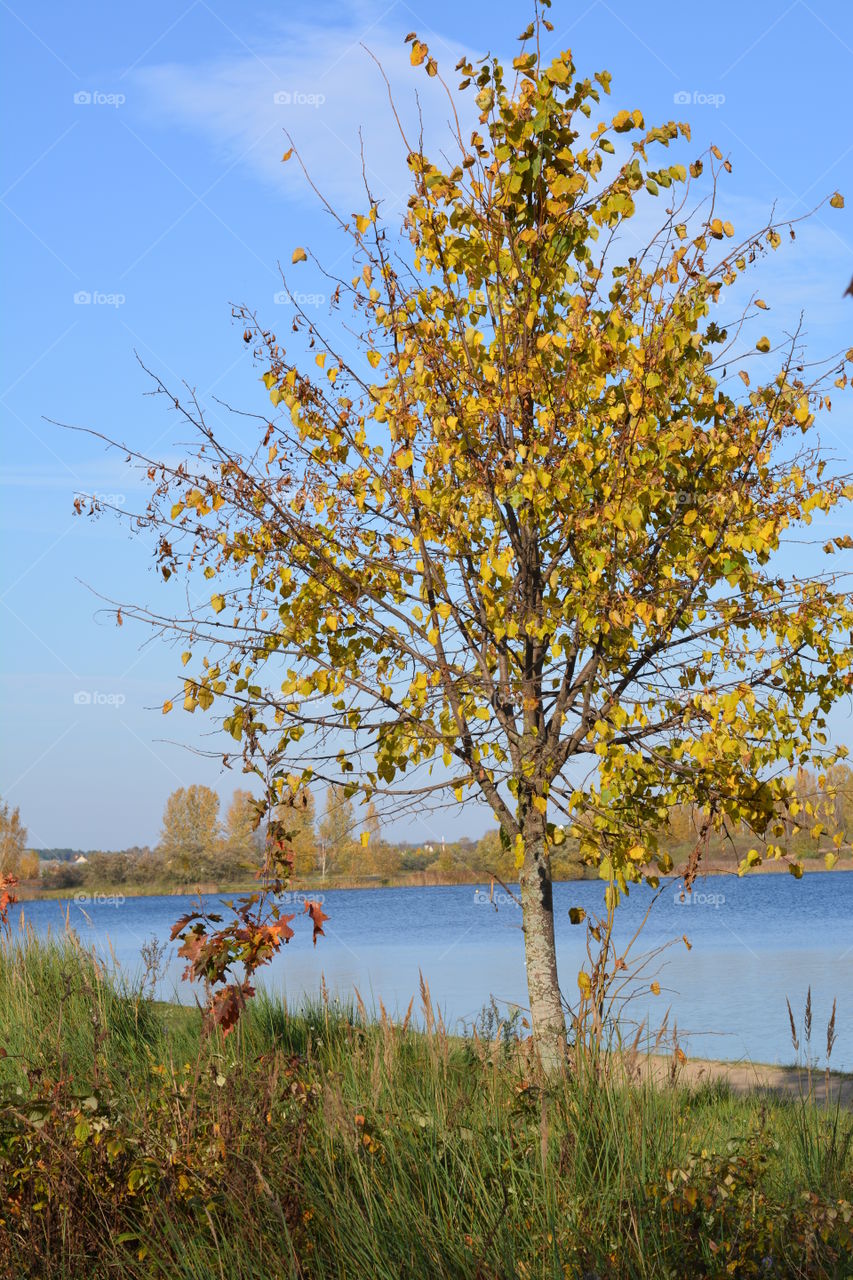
1,928,851,1278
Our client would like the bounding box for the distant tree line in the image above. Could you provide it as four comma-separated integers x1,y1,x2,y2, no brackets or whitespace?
5,762,852,893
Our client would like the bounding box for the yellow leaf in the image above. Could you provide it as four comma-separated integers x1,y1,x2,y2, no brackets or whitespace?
830,192,845,209
162,700,173,714
650,981,661,995
292,247,307,263
367,350,381,369
569,907,586,925
181,651,191,666
211,594,226,614
360,831,370,847
755,336,771,353
577,971,592,996
281,148,293,163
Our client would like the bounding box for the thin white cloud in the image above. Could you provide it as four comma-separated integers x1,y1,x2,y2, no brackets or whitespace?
132,23,471,216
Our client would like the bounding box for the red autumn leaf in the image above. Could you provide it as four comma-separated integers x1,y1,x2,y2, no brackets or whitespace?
176,931,205,966
170,911,202,941
207,982,255,1036
269,913,296,944
303,899,329,946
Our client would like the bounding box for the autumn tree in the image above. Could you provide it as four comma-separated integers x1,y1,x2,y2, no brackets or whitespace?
318,784,355,877
222,788,264,871
84,14,853,1062
824,763,853,835
282,786,316,878
158,785,221,880
0,800,27,877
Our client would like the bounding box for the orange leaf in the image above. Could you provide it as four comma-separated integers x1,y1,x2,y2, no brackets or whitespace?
304,899,329,946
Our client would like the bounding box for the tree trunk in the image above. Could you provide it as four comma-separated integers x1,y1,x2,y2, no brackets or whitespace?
519,831,567,1071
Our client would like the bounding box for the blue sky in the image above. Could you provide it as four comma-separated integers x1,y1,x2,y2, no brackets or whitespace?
2,0,852,851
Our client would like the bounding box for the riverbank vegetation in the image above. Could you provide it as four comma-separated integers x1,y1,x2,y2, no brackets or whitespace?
1,930,851,1278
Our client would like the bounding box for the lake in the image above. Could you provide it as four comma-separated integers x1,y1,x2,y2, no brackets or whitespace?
13,872,853,1069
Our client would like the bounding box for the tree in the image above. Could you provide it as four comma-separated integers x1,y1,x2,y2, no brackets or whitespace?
318,785,355,877
158,785,221,880
88,18,853,1062
18,851,40,881
283,787,316,878
825,763,853,837
0,800,27,876
222,788,264,871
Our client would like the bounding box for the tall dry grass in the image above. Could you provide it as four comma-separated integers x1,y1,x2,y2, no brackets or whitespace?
0,927,851,1278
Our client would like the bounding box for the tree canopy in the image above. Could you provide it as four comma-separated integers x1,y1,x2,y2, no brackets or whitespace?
84,15,853,1057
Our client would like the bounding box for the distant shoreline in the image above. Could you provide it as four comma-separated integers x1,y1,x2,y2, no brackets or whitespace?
13,856,851,904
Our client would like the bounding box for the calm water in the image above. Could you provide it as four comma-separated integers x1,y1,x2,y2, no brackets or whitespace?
14,873,853,1069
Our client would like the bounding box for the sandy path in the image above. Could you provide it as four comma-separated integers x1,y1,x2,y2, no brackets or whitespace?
643,1053,853,1105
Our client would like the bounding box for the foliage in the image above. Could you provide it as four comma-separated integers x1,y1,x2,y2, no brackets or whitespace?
168,787,327,1034
0,801,27,877
222,788,265,869
158,785,222,880
317,784,355,877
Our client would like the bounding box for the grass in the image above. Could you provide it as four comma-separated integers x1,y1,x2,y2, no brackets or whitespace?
1,927,851,1278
